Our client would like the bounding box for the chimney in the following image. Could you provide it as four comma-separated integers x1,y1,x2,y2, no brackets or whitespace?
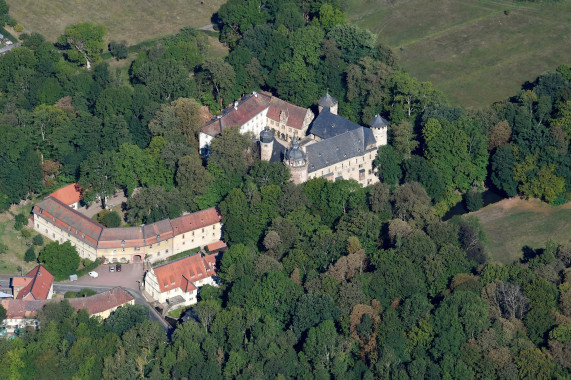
234,101,239,110
253,91,258,97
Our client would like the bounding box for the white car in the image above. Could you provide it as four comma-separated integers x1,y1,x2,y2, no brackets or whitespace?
88,271,99,278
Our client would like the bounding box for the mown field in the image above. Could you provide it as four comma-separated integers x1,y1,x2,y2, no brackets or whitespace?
471,198,571,265
6,0,226,44
345,0,571,108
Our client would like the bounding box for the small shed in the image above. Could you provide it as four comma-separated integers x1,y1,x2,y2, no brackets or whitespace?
69,274,78,282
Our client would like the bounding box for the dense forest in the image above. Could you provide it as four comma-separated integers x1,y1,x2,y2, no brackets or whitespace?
0,0,570,378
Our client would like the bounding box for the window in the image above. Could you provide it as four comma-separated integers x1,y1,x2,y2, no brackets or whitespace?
182,234,185,239
36,224,39,228
53,233,55,238
202,228,204,233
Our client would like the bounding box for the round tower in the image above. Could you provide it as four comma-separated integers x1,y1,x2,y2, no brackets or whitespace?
318,92,338,115
259,127,274,162
284,137,308,184
369,114,389,147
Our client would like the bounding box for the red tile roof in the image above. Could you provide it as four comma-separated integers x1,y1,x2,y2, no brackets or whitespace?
67,287,134,315
267,96,312,130
49,183,82,205
1,288,133,319
170,207,222,235
143,219,174,245
202,93,271,136
98,227,145,248
1,298,49,319
34,197,103,247
207,240,227,252
152,253,217,293
14,265,54,300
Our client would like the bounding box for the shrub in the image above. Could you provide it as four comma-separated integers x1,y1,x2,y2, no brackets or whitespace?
32,234,44,246
0,242,8,254
6,17,16,27
14,213,28,231
14,24,23,32
24,247,36,262
20,228,32,239
465,190,483,212
109,40,128,60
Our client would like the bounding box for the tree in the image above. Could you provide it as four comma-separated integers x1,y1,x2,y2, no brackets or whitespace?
33,234,44,246
104,304,150,336
0,303,6,324
391,120,418,159
101,210,122,228
109,40,128,60
24,247,36,262
201,59,236,103
488,120,511,151
58,23,107,68
176,153,211,208
38,241,80,279
490,144,518,197
374,145,402,185
79,151,117,207
208,126,254,178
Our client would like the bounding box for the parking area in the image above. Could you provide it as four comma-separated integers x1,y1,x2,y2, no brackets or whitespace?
74,263,144,290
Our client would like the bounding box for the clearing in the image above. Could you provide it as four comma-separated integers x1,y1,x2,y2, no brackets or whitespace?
345,0,571,109
470,197,571,265
6,0,226,45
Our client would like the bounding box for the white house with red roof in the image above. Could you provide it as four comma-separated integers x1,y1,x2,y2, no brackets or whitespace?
199,91,314,155
11,265,54,300
144,253,218,310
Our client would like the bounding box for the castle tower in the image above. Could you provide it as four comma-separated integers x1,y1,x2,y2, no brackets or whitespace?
318,92,338,115
284,137,308,184
260,126,274,162
369,114,389,147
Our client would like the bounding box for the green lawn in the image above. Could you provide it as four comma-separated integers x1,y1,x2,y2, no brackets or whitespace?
345,0,571,108
7,0,226,44
471,198,571,265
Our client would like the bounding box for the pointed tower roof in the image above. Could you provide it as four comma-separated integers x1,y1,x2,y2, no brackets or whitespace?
369,114,389,129
285,137,306,167
318,92,338,108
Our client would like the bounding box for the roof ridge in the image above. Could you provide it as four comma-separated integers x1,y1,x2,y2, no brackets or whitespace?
45,196,106,229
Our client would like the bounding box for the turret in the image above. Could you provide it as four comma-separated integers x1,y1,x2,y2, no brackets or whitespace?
284,137,308,184
260,126,274,161
369,114,389,147
318,92,338,115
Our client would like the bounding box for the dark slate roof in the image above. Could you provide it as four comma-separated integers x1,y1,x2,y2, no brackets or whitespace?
284,137,306,166
318,93,338,108
369,114,389,129
309,108,362,140
306,127,378,174
269,140,287,163
260,127,274,143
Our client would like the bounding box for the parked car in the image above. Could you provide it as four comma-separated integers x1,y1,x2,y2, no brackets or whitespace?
116,264,122,272
88,271,98,278
109,265,115,272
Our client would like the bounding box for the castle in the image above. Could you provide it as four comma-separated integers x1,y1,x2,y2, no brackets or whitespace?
202,91,389,186
260,93,389,185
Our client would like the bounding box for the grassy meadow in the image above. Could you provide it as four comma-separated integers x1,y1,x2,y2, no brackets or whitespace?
471,198,571,265
0,203,44,275
345,0,571,108
6,0,226,45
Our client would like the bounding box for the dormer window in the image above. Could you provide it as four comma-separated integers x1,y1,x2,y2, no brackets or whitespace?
156,234,160,242
82,233,85,238
68,226,71,231
121,240,126,247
